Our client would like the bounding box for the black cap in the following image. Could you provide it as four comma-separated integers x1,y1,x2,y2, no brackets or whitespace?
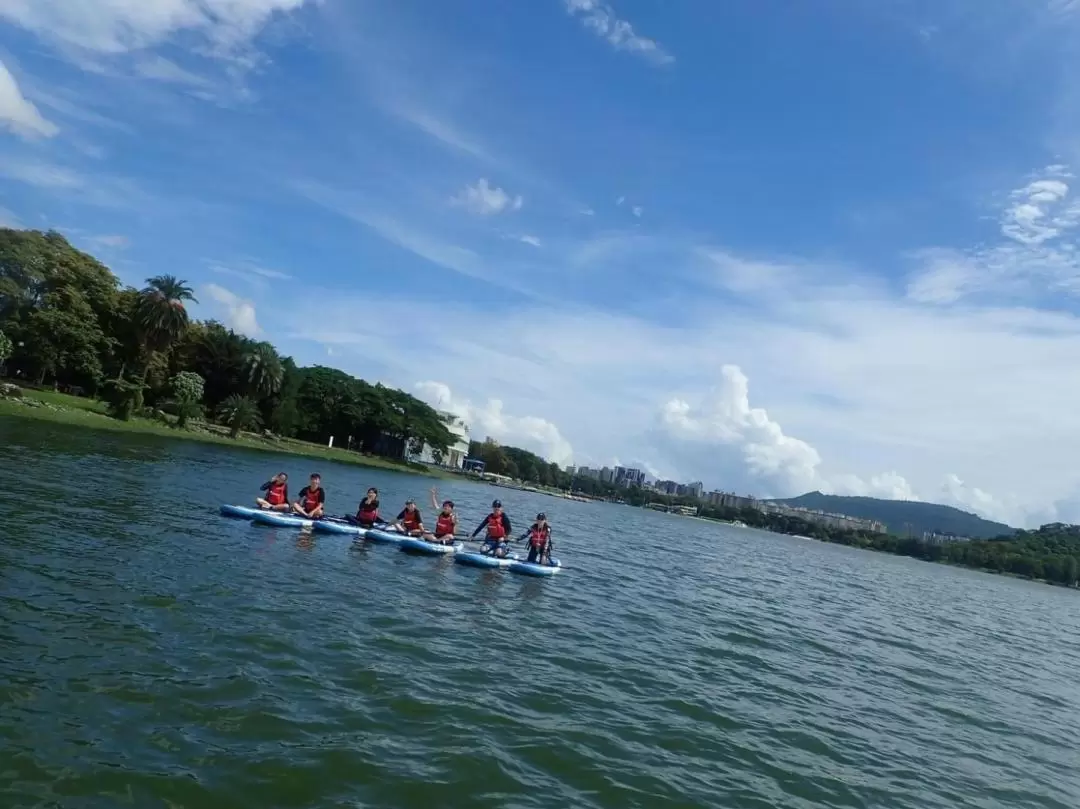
492,500,502,508
444,500,455,508
536,512,546,520
405,499,415,505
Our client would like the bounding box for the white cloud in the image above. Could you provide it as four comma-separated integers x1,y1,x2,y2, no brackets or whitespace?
450,178,523,216
89,234,130,249
519,234,542,247
631,205,643,218
415,381,573,464
563,0,674,65
0,59,59,140
0,207,23,228
615,195,625,206
0,0,316,56
209,259,291,283
0,158,83,189
204,283,260,336
907,165,1080,303
134,55,212,87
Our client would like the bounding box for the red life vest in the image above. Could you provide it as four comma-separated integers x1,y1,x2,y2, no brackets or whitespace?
528,524,550,548
401,508,422,531
435,513,456,537
486,513,507,540
302,487,322,511
266,481,287,506
357,500,379,522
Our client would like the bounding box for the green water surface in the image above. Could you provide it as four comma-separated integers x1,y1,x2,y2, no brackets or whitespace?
1,421,1077,808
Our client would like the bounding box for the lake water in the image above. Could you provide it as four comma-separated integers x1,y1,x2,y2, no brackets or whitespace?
2,420,1079,809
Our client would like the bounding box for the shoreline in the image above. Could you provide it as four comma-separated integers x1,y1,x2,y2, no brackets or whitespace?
0,393,451,478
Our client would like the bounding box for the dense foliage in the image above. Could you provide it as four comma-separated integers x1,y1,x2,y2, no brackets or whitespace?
772,491,1015,539
0,228,455,458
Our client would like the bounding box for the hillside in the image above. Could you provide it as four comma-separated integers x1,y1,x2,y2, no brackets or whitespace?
770,491,1015,539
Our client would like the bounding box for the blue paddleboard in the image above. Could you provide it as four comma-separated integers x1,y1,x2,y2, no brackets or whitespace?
399,537,464,555
507,558,562,577
220,504,260,519
455,550,519,569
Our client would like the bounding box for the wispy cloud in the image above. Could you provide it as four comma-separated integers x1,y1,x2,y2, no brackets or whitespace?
0,0,316,57
134,55,213,88
631,205,643,218
563,0,674,65
0,156,149,210
89,234,130,249
388,102,491,161
0,207,23,228
519,235,543,247
209,259,292,283
450,178,523,216
907,164,1080,303
0,60,59,140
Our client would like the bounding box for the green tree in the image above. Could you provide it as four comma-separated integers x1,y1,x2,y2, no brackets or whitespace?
0,328,11,371
243,342,283,397
135,275,196,406
217,394,262,439
169,371,205,429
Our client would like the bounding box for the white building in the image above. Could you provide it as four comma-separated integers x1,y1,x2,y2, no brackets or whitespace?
408,410,471,469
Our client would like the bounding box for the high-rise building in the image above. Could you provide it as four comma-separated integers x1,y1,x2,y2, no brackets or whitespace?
564,465,576,476
600,466,614,483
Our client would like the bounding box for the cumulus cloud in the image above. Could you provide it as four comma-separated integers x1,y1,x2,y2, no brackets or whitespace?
450,178,523,216
0,0,315,56
0,60,59,140
1000,166,1079,245
563,0,674,65
415,381,574,465
204,283,260,336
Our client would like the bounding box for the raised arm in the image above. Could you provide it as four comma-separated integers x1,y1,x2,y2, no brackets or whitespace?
429,487,440,510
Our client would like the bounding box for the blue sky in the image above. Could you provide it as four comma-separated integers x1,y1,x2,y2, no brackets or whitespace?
3,0,1080,527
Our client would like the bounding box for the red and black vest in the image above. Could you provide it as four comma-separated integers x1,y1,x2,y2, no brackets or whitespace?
302,487,321,511
435,513,456,537
265,481,287,506
401,508,422,531
486,513,507,540
357,500,379,523
528,524,550,548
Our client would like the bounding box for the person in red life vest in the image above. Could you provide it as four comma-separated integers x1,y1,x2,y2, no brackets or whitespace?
471,499,513,557
423,487,458,544
519,512,554,564
392,498,425,536
355,487,380,528
255,472,290,512
292,473,325,519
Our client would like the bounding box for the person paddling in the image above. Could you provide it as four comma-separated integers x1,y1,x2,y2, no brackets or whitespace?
256,472,290,512
520,512,554,564
292,473,325,519
392,498,425,536
355,487,380,529
471,499,512,557
423,487,458,545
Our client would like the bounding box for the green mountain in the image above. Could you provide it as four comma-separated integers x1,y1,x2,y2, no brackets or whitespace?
769,491,1016,539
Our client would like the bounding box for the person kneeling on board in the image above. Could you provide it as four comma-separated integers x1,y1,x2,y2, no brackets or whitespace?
292,473,325,519
472,500,512,557
392,498,425,536
256,472,290,512
422,488,458,544
355,487,380,529
520,513,554,564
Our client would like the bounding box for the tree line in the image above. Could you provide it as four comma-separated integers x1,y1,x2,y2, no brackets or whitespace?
0,228,455,457
468,438,1080,587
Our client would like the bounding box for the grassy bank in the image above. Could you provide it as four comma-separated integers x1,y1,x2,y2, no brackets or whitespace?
0,389,449,477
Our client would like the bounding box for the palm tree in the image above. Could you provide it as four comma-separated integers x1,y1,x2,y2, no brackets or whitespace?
243,342,283,397
217,394,262,439
136,275,197,352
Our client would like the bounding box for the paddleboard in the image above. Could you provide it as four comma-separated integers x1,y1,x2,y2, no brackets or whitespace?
364,528,405,545
507,557,562,577
455,550,519,569
250,511,315,529
399,537,464,555
310,518,365,536
220,504,261,519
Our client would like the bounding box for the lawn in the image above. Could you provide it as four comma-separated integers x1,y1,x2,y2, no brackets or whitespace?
0,388,449,477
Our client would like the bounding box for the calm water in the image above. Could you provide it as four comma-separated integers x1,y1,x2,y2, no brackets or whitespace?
2,421,1079,809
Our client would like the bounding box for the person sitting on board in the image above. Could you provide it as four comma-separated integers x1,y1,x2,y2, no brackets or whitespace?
423,487,458,544
471,499,512,557
392,498,425,537
355,487,380,529
255,472,290,512
292,473,325,519
520,512,554,564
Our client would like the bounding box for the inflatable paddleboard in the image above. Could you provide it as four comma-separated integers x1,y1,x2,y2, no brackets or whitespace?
364,528,405,545
250,511,316,529
455,550,519,569
310,518,364,536
507,557,562,577
399,537,463,555
220,504,261,519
